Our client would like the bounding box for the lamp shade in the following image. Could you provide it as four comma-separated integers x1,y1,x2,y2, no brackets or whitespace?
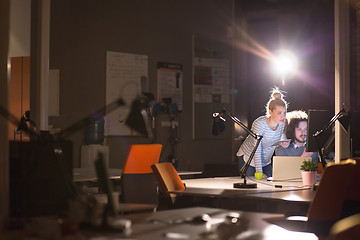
338,112,350,132
125,97,149,137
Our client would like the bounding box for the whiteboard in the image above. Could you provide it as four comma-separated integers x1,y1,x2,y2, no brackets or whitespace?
105,51,148,136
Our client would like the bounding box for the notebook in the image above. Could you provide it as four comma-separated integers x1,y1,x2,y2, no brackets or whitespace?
272,156,312,181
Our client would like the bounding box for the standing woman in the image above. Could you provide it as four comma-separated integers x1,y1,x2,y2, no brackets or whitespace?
236,88,288,179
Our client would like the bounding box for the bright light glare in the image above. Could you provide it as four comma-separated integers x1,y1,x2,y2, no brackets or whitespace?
272,50,298,84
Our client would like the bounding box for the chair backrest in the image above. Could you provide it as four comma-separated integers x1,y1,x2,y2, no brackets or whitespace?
121,144,162,204
122,144,162,174
151,162,185,199
307,158,360,222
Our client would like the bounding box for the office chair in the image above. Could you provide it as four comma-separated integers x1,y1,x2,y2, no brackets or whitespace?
297,158,360,236
307,158,360,222
151,162,187,209
264,158,360,236
120,144,162,205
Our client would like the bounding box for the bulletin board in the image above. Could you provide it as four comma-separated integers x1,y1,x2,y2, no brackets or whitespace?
105,51,148,136
192,35,232,139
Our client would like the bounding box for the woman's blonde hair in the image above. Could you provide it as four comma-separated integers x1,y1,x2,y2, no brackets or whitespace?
265,87,288,117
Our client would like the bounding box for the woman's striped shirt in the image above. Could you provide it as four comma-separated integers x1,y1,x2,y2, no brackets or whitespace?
236,115,286,172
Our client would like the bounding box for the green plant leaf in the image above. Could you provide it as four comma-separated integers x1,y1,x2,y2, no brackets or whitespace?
300,160,318,171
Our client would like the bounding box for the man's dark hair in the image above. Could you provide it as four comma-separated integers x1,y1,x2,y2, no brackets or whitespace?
285,110,308,142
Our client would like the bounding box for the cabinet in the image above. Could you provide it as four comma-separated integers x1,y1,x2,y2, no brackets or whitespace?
8,56,30,141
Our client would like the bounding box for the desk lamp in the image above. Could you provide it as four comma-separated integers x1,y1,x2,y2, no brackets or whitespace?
212,108,263,188
125,94,153,139
15,110,36,141
60,95,152,139
313,107,350,168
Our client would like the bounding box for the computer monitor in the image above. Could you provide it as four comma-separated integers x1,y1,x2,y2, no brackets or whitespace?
306,110,334,154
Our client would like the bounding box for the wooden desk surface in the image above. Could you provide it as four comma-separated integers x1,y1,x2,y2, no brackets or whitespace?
73,168,122,182
82,207,319,240
179,176,315,202
170,177,316,215
73,168,202,182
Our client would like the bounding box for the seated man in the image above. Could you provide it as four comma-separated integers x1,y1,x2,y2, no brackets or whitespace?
275,110,318,162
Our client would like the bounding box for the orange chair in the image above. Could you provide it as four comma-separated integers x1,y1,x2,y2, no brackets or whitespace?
121,144,162,205
151,162,186,208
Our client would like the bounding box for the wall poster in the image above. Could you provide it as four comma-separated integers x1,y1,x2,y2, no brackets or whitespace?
193,57,230,104
192,35,232,140
157,62,183,111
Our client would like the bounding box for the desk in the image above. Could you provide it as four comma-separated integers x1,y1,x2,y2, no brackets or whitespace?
170,177,316,215
73,168,203,203
82,207,319,240
73,168,122,182
178,170,203,179
117,203,157,213
73,168,202,182
3,207,320,239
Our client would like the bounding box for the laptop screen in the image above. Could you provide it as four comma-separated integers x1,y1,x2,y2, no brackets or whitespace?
272,156,312,181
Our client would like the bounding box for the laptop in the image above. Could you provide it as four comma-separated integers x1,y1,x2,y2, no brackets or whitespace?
272,156,312,181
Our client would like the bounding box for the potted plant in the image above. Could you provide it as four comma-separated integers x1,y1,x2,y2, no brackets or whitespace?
300,160,318,186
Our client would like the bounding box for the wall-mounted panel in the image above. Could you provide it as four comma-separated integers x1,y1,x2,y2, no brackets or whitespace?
193,35,232,140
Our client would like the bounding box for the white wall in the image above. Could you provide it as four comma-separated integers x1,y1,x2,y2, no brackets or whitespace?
9,0,31,58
